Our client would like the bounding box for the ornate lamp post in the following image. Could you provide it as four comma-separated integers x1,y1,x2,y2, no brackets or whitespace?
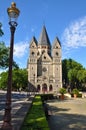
1,2,20,130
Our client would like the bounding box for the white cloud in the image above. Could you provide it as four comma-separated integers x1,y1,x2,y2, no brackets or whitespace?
14,41,29,58
62,16,86,49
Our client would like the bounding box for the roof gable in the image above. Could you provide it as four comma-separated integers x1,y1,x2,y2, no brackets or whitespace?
42,52,52,62
52,37,61,49
30,36,38,48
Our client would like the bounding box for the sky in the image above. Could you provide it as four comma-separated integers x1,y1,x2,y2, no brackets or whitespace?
0,0,86,72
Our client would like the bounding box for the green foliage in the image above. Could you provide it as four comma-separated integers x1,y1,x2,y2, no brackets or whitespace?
0,42,19,69
62,59,68,83
0,22,4,36
59,87,67,95
0,23,18,69
12,68,28,90
21,95,50,130
40,94,54,102
0,42,9,68
68,68,77,82
71,88,83,97
82,70,86,82
0,71,8,89
0,68,28,90
77,93,82,98
72,88,79,95
62,58,86,91
62,58,83,82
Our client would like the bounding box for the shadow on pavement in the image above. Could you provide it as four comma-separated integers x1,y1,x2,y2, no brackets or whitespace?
48,113,86,130
47,100,86,130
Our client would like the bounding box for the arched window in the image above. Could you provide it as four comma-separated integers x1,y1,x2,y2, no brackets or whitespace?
37,85,40,92
37,51,40,55
31,51,35,56
49,85,53,91
56,52,58,56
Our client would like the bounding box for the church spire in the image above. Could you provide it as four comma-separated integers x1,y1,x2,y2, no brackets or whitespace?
38,25,51,47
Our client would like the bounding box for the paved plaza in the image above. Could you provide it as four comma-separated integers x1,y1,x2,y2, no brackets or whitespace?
0,90,34,130
47,98,86,130
0,90,86,130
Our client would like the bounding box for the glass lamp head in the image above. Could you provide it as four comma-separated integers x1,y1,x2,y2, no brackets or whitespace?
7,2,20,26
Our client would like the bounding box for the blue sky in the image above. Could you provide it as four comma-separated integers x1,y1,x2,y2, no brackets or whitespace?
0,0,86,71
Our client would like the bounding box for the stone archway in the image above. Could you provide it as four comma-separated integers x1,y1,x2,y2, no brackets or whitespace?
42,83,47,93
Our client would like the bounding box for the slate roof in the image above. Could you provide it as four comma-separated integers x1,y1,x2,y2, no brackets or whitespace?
52,37,61,48
38,25,51,47
30,36,38,47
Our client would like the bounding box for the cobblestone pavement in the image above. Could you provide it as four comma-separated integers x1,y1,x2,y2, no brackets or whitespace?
47,98,86,130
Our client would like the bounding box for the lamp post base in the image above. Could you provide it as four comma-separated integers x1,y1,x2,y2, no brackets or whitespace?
1,123,12,130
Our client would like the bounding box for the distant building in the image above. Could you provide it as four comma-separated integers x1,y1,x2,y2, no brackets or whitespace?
27,26,62,93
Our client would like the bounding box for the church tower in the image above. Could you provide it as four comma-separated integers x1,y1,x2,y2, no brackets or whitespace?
27,26,62,93
52,37,62,91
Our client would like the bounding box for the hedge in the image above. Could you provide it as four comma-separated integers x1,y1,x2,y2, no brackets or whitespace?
20,95,50,130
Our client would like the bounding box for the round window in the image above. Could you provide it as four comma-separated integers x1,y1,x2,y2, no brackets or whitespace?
42,67,47,72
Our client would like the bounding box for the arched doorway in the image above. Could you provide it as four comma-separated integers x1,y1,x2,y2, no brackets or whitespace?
49,85,53,91
42,83,47,93
37,85,40,92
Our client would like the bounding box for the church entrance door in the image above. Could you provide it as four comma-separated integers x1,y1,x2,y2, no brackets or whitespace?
42,83,47,93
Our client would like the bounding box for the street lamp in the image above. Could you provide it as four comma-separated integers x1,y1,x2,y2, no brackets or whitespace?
1,2,20,130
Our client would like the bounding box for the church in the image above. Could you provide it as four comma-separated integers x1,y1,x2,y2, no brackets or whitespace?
27,26,62,93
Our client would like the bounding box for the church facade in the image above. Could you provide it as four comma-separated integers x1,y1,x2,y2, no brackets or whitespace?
27,26,62,93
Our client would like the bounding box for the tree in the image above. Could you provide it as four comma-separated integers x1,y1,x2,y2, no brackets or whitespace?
62,58,85,91
12,69,28,90
0,68,28,91
79,69,86,91
68,68,78,89
62,59,68,85
0,42,19,69
0,23,4,36
0,71,8,89
0,22,19,69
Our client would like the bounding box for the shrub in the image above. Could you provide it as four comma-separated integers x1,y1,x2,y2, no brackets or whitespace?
21,95,50,130
40,94,54,102
72,88,79,95
77,93,82,98
59,87,67,95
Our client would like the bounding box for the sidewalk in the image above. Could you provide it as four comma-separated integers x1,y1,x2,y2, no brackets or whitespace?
0,94,34,130
47,98,86,130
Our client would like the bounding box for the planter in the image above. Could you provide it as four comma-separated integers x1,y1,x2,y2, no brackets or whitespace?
60,94,65,100
73,94,77,98
59,88,67,100
72,88,79,98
